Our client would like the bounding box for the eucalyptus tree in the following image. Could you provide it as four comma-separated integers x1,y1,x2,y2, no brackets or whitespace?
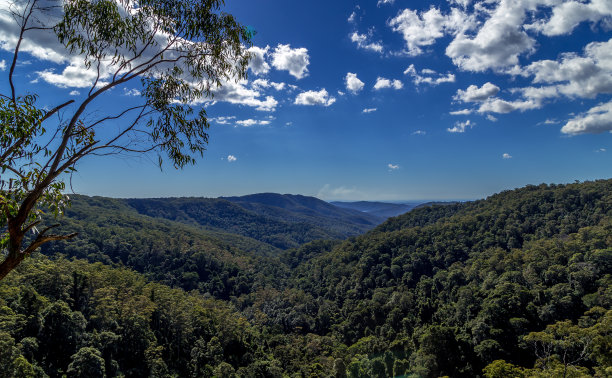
0,0,252,279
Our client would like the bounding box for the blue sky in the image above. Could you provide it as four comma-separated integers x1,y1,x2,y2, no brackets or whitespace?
1,0,611,200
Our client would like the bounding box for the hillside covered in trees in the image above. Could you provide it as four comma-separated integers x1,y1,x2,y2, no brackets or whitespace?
1,179,611,377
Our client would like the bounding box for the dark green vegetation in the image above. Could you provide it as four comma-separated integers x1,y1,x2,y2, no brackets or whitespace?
123,194,381,249
2,180,611,377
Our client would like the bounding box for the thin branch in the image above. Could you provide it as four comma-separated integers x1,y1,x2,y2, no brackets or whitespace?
41,99,75,122
86,104,148,130
9,0,37,103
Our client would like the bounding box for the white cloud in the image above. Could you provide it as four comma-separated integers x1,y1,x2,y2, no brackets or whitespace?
561,100,612,134
477,98,540,114
350,32,384,53
453,38,612,118
450,109,473,115
596,148,607,152
447,119,473,133
294,89,336,106
446,1,536,72
388,163,400,170
248,45,270,76
389,7,475,56
404,64,455,85
227,155,237,162
210,116,236,125
373,77,403,90
527,1,612,36
378,0,395,6
389,8,446,56
235,119,271,127
348,11,357,23
271,44,309,79
123,88,141,96
37,60,110,88
0,4,72,65
0,59,5,71
69,90,80,96
362,108,377,113
206,79,278,112
451,0,471,8
486,114,498,122
251,78,285,91
345,72,365,94
412,130,426,135
387,1,609,76
520,38,612,101
454,82,500,102
502,153,512,159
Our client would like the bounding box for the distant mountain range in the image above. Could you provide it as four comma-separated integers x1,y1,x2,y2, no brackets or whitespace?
330,200,422,218
62,193,383,251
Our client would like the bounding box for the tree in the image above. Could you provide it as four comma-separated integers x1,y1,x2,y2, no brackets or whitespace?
0,0,252,279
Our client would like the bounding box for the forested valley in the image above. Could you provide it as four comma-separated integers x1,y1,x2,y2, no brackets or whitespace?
0,179,610,377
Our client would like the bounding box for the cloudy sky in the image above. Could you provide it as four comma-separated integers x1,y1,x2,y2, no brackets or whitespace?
1,0,611,200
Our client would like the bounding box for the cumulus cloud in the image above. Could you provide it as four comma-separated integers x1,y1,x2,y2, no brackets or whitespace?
227,155,237,162
69,90,80,96
450,109,472,115
486,114,498,122
251,79,285,91
0,59,5,71
412,130,426,135
248,45,270,76
387,1,610,75
271,44,310,79
502,153,512,159
350,32,384,53
209,116,236,125
36,60,110,88
348,11,357,23
373,77,403,90
527,1,612,36
388,163,400,170
561,100,612,134
520,38,612,101
450,38,612,119
378,0,395,6
362,108,377,113
454,82,500,102
447,119,473,133
206,79,278,111
404,64,455,85
446,1,536,72
0,4,73,65
345,72,365,94
294,89,336,106
477,98,539,114
123,88,141,97
235,119,271,127
389,7,475,56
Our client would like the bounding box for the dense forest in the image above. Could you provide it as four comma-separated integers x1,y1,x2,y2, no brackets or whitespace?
1,179,611,377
